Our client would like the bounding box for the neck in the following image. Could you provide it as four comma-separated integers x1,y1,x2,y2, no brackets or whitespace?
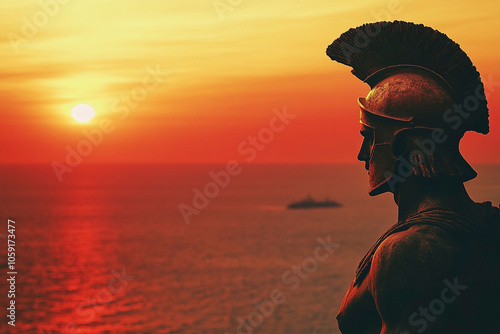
394,176,476,221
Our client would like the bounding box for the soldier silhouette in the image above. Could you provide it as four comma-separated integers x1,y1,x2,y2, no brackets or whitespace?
327,21,500,333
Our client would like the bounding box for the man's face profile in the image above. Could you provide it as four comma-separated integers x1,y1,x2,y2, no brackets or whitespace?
357,124,373,173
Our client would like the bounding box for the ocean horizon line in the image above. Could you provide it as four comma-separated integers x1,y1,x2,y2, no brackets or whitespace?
2,162,500,166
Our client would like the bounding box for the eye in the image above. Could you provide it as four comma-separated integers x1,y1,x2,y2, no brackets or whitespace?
360,129,374,141
360,129,375,155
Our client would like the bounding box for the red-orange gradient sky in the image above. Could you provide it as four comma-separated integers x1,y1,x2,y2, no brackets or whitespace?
1,0,499,164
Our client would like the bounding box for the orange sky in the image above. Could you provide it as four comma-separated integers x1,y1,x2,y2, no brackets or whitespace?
1,0,499,164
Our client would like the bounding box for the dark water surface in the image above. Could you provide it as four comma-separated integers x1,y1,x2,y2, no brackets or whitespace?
0,164,498,334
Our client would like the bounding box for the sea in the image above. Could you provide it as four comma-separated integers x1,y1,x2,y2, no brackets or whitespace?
0,164,499,334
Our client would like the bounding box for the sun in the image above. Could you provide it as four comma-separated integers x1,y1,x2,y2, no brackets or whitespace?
71,104,95,123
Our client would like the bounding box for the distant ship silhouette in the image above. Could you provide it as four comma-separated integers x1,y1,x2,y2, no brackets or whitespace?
287,195,341,209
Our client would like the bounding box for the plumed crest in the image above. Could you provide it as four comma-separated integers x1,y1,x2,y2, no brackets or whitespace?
326,21,489,134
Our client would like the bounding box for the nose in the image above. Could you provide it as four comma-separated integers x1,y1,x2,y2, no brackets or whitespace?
357,137,371,163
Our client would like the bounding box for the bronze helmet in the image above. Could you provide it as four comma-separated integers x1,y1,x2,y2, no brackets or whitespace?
326,21,489,195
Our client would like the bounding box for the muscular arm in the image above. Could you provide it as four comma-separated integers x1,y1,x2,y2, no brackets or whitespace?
368,225,468,334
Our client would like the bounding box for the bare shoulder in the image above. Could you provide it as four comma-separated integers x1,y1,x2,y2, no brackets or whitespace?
368,224,467,325
372,223,463,274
